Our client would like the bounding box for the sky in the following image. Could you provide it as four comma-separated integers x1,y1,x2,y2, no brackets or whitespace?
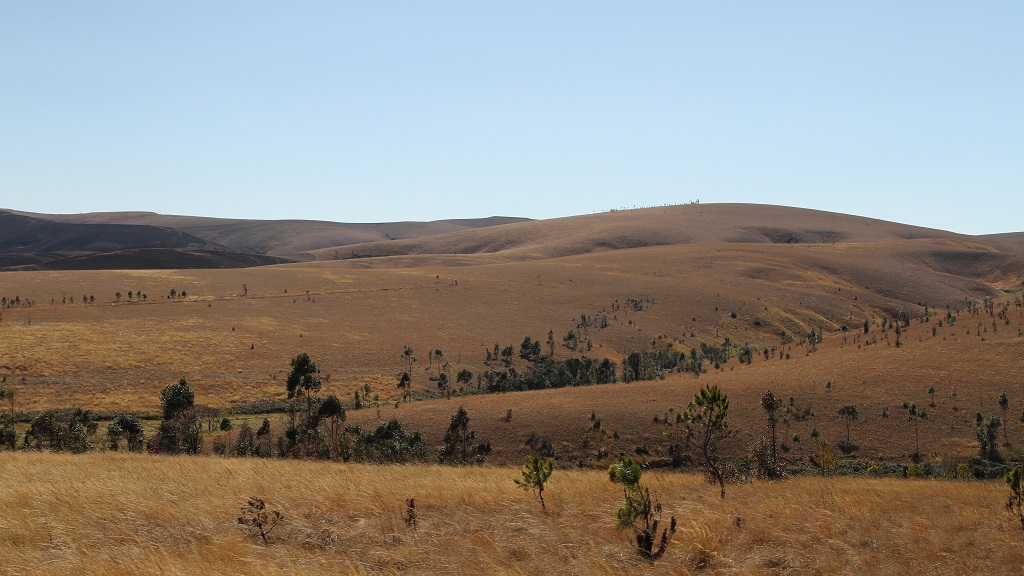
2,2,1022,234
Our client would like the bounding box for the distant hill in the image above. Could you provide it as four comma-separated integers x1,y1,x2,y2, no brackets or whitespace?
0,210,219,254
12,210,529,259
0,209,528,271
4,203,1019,272
9,248,291,271
0,210,269,270
310,203,972,262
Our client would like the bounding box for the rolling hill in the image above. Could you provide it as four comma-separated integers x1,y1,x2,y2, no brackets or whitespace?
310,203,972,263
0,202,1022,465
7,209,529,260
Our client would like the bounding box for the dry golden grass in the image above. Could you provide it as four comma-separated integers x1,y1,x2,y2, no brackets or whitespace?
1,452,1022,575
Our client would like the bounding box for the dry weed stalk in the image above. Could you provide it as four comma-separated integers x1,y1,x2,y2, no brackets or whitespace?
238,496,283,544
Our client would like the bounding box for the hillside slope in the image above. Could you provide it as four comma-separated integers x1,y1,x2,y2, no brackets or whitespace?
311,203,971,263
0,210,219,254
12,209,529,258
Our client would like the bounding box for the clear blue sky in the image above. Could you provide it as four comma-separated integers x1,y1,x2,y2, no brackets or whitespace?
2,2,1021,234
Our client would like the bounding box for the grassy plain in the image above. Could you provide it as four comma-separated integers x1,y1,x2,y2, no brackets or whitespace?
1,452,1022,575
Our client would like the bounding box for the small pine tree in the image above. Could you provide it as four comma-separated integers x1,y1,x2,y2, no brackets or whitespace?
608,456,676,560
514,453,554,513
681,385,731,498
1006,466,1024,530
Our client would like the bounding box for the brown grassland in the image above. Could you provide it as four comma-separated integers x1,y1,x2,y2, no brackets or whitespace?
1,452,1023,575
2,204,1024,574
1,206,1022,464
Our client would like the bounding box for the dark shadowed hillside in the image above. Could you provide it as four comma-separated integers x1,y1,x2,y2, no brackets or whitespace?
12,210,529,258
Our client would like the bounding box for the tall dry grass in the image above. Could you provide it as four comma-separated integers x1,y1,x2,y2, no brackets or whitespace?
1,452,1022,575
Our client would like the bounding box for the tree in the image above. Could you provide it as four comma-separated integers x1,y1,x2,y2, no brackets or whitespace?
286,352,321,429
256,418,272,455
907,404,924,461
681,385,732,498
437,406,475,464
25,408,97,453
318,395,345,458
107,414,145,452
514,453,554,513
161,378,194,420
234,422,257,457
976,413,1003,462
0,386,15,450
999,392,1011,446
156,379,201,454
220,417,234,454
608,456,676,560
402,345,415,374
838,404,859,447
761,390,781,477
397,372,411,401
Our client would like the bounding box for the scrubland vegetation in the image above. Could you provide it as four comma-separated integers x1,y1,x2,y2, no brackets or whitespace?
2,452,1023,575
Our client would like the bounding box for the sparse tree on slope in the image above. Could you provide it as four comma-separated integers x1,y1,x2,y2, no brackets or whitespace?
681,385,731,498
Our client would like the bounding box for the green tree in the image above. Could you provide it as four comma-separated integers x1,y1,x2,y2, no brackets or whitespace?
838,404,859,447
157,379,201,454
608,456,676,560
1006,466,1024,530
681,385,732,498
976,413,1003,462
999,392,1010,446
317,395,345,458
107,414,145,452
402,345,414,373
286,352,322,430
234,422,257,457
514,453,554,513
437,406,475,464
220,417,234,454
397,372,411,401
256,418,272,456
25,408,96,453
907,404,924,461
0,386,15,450
761,389,781,477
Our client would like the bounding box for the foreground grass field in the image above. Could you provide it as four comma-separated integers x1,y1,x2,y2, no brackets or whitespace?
1,452,1022,575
